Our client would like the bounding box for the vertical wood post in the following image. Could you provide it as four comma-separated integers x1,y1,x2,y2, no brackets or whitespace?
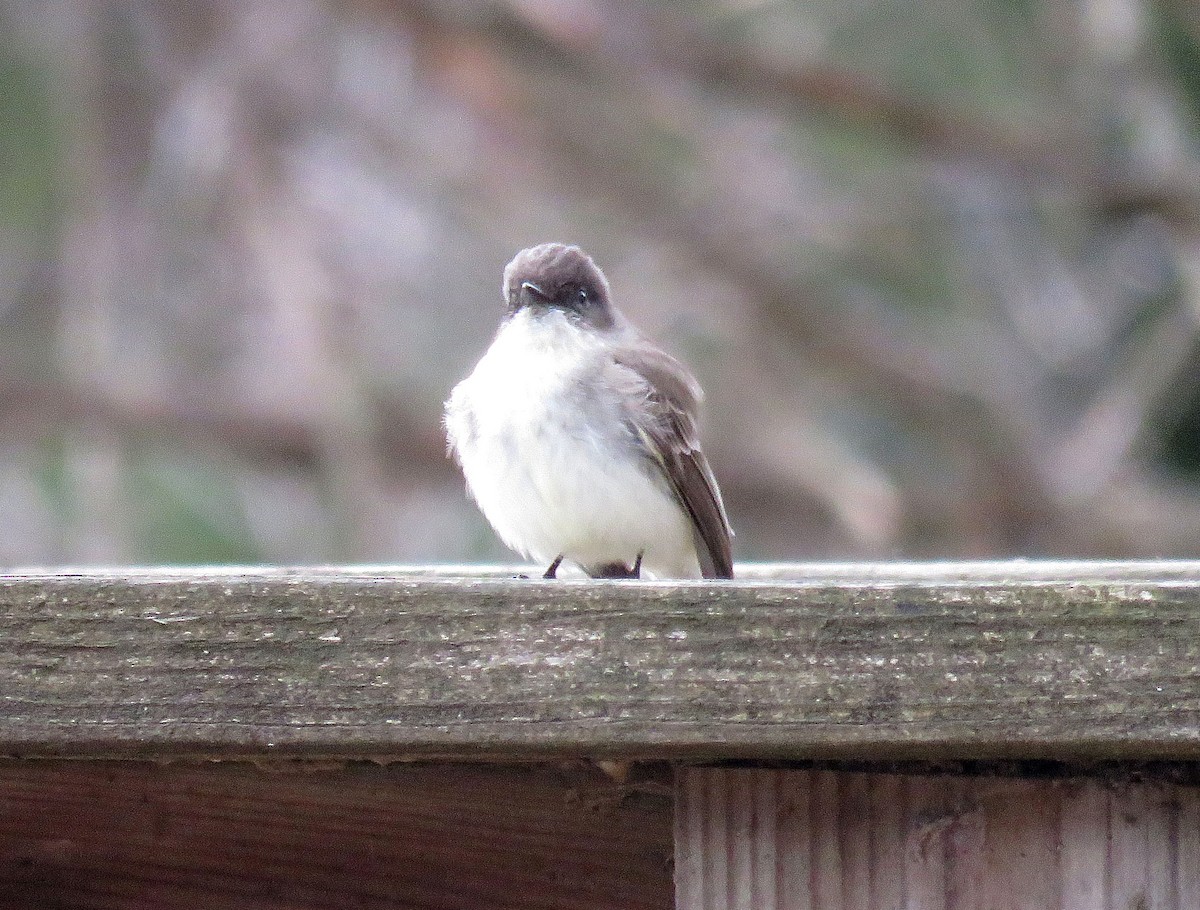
675,768,1200,910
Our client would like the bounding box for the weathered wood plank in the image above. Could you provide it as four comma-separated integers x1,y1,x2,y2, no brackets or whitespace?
0,760,673,910
904,776,949,910
2,561,1200,759
1180,787,1200,908
675,768,1200,910
1060,782,1109,910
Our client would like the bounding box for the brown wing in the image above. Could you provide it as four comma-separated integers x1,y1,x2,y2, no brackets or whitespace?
611,343,734,579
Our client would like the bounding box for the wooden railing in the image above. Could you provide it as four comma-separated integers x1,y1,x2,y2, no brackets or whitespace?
2,561,1198,908
5,561,1200,760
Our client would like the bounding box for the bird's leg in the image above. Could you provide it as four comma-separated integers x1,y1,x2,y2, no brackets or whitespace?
542,555,565,579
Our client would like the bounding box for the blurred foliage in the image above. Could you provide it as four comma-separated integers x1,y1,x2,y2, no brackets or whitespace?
2,0,1200,568
127,450,263,564
1155,2,1200,123
0,49,62,234
1162,382,1200,478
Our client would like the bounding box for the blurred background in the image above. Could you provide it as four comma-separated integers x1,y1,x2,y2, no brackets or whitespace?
3,0,1200,568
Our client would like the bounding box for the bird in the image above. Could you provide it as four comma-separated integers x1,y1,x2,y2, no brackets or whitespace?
444,242,733,579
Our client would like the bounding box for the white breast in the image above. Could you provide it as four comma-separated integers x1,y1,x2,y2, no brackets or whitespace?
445,309,700,577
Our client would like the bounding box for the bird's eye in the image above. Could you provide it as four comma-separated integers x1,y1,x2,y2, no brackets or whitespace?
577,287,590,305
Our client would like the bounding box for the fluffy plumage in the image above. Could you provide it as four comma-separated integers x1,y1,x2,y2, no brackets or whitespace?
445,243,733,579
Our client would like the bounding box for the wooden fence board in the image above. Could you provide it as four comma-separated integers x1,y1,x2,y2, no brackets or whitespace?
0,760,673,910
676,768,1200,910
2,562,1199,760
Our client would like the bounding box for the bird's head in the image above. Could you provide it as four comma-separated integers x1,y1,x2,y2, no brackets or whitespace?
502,243,615,330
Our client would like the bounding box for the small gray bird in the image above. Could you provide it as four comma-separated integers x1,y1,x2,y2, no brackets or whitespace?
444,243,733,579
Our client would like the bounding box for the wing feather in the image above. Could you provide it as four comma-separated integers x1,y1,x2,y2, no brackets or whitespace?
611,343,734,579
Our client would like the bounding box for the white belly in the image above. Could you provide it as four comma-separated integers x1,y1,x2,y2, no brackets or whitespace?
445,311,700,577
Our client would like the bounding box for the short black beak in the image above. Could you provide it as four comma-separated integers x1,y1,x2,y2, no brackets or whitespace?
520,281,551,304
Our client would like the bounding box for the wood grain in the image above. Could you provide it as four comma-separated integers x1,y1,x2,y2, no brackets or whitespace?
676,768,1200,910
2,561,1200,760
0,760,673,910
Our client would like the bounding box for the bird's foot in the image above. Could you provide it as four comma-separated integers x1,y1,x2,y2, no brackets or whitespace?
592,551,645,579
542,555,565,579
